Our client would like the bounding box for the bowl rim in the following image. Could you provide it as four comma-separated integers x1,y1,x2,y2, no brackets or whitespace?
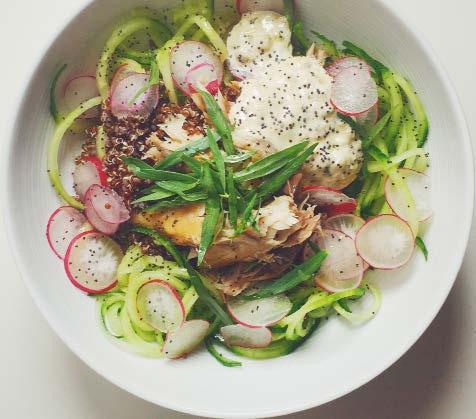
3,0,474,417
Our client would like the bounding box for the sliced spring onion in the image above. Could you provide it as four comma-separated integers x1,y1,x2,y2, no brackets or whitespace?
333,282,381,322
234,142,308,182
47,96,102,209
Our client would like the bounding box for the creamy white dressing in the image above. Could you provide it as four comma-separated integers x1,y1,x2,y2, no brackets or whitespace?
226,11,292,79
229,56,363,189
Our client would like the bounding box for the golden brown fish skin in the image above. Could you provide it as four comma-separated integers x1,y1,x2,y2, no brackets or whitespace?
131,203,205,247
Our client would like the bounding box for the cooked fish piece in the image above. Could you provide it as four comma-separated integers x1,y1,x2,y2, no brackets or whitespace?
132,196,320,268
204,247,301,296
131,203,204,247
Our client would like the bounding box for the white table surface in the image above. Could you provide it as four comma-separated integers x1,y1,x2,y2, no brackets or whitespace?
1,1,475,418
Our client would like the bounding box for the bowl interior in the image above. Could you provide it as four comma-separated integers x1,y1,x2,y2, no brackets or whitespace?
6,0,473,417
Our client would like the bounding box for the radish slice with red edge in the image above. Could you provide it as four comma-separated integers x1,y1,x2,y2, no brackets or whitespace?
324,214,365,240
326,56,371,78
84,190,120,235
355,102,379,128
162,319,210,359
302,186,356,215
73,156,107,202
237,0,285,14
64,231,123,294
305,229,364,285
385,169,432,222
63,75,100,118
221,324,272,348
46,206,90,259
355,214,415,270
324,214,369,272
331,66,378,116
110,63,143,96
318,271,363,293
227,293,292,327
136,280,185,333
86,184,130,224
110,72,159,119
170,41,223,96
185,63,221,95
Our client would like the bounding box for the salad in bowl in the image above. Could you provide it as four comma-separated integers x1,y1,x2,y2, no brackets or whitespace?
45,0,431,365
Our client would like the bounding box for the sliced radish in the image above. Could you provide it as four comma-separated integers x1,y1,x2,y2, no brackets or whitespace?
110,72,159,119
326,56,371,78
86,184,129,224
64,231,123,294
385,169,432,222
355,102,379,128
355,214,415,270
305,229,364,291
331,66,378,116
162,319,210,359
324,214,365,240
170,41,223,96
221,324,272,348
227,293,291,327
136,280,185,333
84,197,119,235
318,272,363,293
302,186,357,215
46,206,89,259
63,75,100,118
110,63,143,96
185,63,221,96
237,0,285,14
73,156,107,201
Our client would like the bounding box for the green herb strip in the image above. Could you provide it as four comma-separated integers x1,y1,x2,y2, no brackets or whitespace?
236,192,258,235
311,30,339,57
257,143,318,200
197,165,222,266
244,250,327,300
154,136,210,170
234,142,308,182
200,90,235,155
207,129,226,191
226,169,238,229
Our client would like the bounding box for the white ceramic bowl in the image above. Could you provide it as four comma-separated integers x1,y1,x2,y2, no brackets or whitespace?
5,0,473,417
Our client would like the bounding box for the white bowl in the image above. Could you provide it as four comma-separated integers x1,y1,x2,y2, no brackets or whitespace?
5,0,473,417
